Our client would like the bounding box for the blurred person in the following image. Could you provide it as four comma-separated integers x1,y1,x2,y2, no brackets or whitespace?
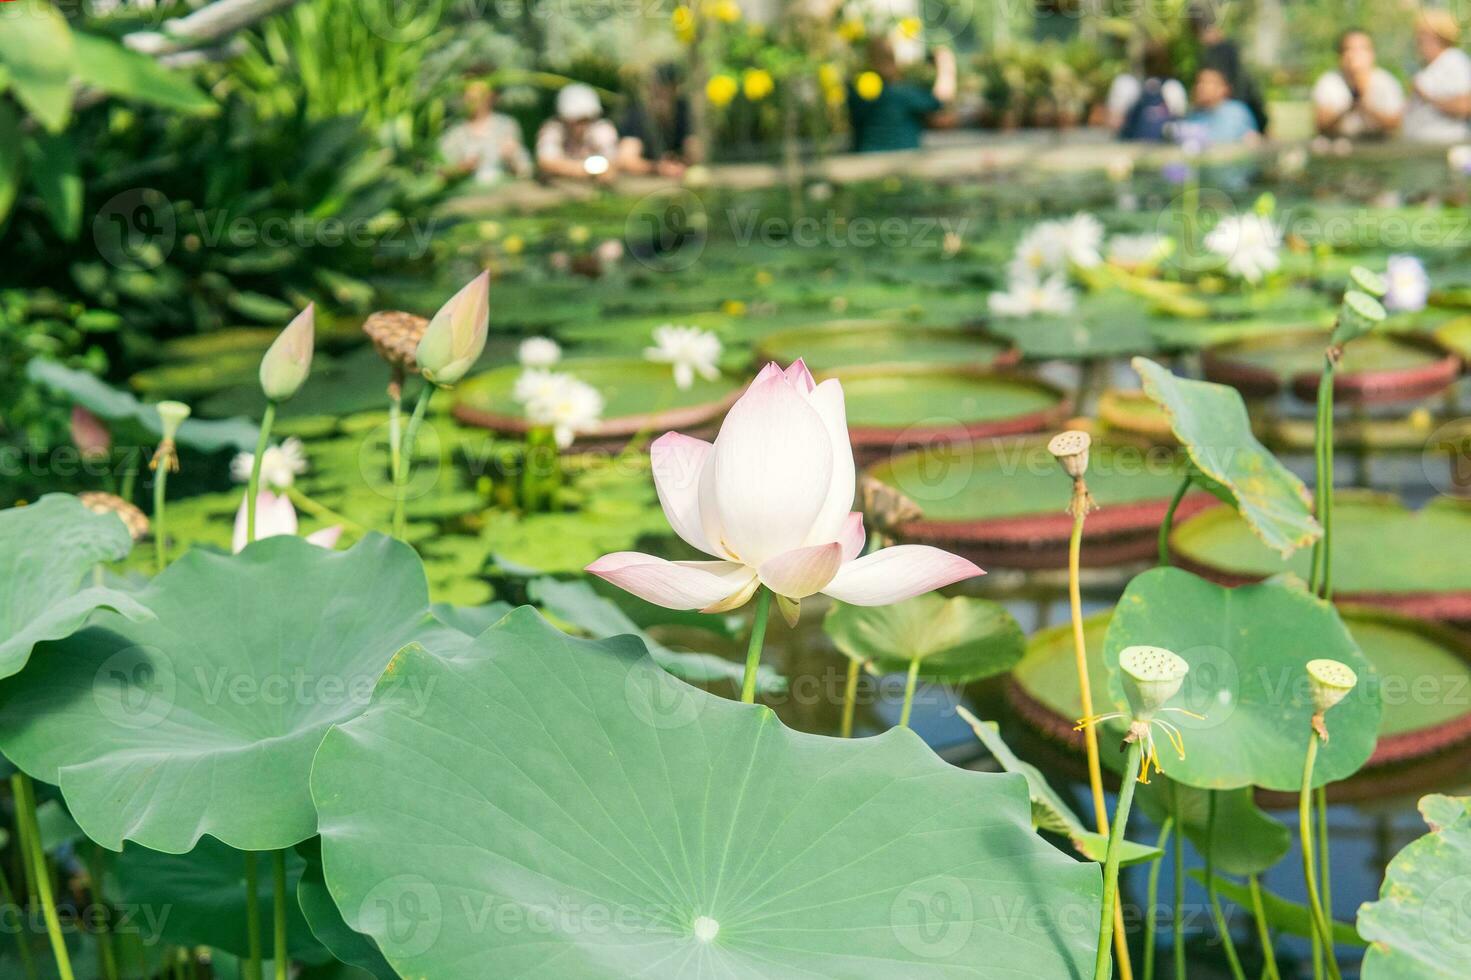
1109,40,1188,141
1184,67,1261,146
617,64,701,177
537,83,621,181
848,38,957,153
439,79,531,185
1314,29,1405,138
1188,2,1269,133
1404,10,1471,142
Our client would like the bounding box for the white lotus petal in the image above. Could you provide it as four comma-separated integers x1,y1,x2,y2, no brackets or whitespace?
650,432,715,555
821,545,983,606
585,553,754,610
758,542,844,599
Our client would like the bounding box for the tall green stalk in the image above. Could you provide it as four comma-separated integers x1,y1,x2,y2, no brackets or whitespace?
1170,780,1186,980
273,850,288,980
739,589,773,704
85,845,119,980
392,386,435,539
1248,874,1281,980
12,775,73,980
246,401,278,545
1143,816,1173,980
1158,475,1190,567
1309,358,1336,597
0,856,37,980
153,463,170,574
898,658,921,729
1093,740,1142,980
1205,791,1247,980
1299,735,1344,980
244,851,263,980
839,658,860,738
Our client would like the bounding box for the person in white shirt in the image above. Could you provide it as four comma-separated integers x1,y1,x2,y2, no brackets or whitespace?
1403,10,1471,142
536,84,622,182
1313,29,1405,139
438,80,531,185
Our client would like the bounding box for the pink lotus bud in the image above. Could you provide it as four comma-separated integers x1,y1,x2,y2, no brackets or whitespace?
259,304,315,402
71,406,111,460
416,271,490,387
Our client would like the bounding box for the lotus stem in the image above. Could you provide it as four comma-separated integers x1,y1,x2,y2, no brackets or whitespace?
0,855,37,980
244,851,263,980
1248,873,1281,980
153,463,170,573
285,488,366,535
1093,739,1142,980
12,775,73,980
1318,785,1333,943
1170,780,1185,980
898,658,921,729
1143,816,1173,980
388,368,405,481
273,850,288,980
246,400,278,546
740,588,773,704
1299,733,1344,980
392,385,435,539
1309,357,1336,598
1204,791,1247,980
1158,475,1190,567
85,845,119,980
840,658,860,738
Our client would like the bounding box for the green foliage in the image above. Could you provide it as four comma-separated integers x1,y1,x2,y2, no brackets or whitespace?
824,593,1024,683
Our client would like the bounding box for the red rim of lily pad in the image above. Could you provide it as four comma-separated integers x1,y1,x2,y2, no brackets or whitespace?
754,320,1022,373
1096,389,1177,442
1201,329,1463,405
452,382,742,444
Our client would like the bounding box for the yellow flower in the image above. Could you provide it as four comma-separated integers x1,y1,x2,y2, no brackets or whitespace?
898,16,922,39
856,71,884,101
503,234,524,255
709,0,741,23
706,74,738,107
754,270,773,286
837,19,865,42
742,68,774,101
672,5,696,42
818,63,842,89
568,225,589,245
721,299,747,316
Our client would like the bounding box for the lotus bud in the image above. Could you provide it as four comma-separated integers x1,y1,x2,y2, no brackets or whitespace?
1349,266,1387,299
1119,645,1190,720
71,406,111,461
259,304,316,402
417,271,490,388
1331,289,1387,348
1048,430,1091,479
152,400,190,473
1306,658,1357,740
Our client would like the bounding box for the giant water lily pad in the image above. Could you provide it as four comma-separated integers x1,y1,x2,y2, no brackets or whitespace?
1133,356,1319,557
756,321,1016,373
1358,795,1471,978
311,608,1101,978
986,293,1160,359
830,365,1068,445
1202,330,1460,404
1103,568,1380,792
453,357,741,441
823,594,1023,683
0,534,447,853
0,495,152,679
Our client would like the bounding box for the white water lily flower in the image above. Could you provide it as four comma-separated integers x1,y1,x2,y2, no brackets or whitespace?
232,490,341,554
525,375,604,448
644,324,723,390
586,360,982,614
1057,212,1104,268
1205,213,1281,284
513,368,571,405
1383,255,1429,313
230,438,308,490
1011,221,1069,276
517,336,562,368
987,272,1077,317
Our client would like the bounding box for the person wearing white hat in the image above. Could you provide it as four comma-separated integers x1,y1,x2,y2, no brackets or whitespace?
536,83,622,181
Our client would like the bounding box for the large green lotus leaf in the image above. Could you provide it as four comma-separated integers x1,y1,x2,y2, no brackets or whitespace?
1136,783,1288,876
1133,357,1319,557
1358,797,1471,978
0,534,446,853
296,838,396,979
823,594,1024,684
0,495,152,679
311,608,1101,978
1172,495,1471,595
1103,568,1380,792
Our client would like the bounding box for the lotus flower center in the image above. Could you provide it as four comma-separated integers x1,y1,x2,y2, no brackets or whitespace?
693,915,720,943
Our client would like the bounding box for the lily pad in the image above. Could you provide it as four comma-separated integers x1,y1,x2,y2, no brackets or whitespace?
311,608,1101,978
986,293,1160,359
1201,330,1460,404
823,594,1023,683
1102,568,1380,792
1358,796,1471,978
0,495,152,680
756,321,1015,373
830,365,1068,446
0,534,446,853
1136,784,1289,876
1133,356,1320,557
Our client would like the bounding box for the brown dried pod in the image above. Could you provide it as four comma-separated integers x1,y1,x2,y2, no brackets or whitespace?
80,491,150,542
362,311,429,373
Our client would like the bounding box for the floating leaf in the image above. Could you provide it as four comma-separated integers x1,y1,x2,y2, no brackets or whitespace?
1136,784,1288,876
1133,356,1319,557
0,535,447,852
824,594,1024,684
312,608,1101,978
1103,568,1380,792
0,495,152,680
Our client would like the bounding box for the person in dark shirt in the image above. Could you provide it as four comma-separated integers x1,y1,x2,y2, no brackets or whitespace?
1188,2,1269,134
848,37,957,153
617,64,700,177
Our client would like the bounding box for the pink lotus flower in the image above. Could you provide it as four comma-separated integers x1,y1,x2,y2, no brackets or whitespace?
587,361,982,620
233,490,342,554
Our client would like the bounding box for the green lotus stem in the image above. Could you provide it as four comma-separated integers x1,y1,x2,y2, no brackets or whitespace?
840,658,860,738
285,488,367,535
388,378,404,483
12,775,73,980
1170,780,1185,980
1158,475,1190,566
740,588,773,704
1248,874,1281,980
11,779,37,911
1299,734,1344,980
898,658,921,729
1317,784,1333,937
0,857,37,980
85,845,119,980
1205,791,1247,980
392,385,435,539
273,850,288,980
1092,739,1142,980
244,851,263,980
119,457,138,505
1143,816,1173,980
1309,358,1336,598
246,401,278,546
153,462,170,574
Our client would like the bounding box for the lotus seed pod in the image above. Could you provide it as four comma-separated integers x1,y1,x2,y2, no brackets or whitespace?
1332,289,1387,347
80,491,149,542
1047,430,1091,479
155,400,191,442
1119,645,1190,718
259,304,316,402
417,271,491,387
1306,658,1357,715
1349,266,1387,298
